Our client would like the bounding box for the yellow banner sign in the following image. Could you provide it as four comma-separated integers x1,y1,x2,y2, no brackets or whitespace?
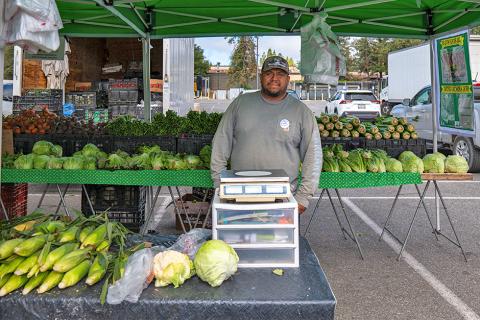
440,36,464,48
441,85,472,94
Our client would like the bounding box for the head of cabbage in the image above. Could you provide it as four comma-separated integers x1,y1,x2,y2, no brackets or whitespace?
14,154,35,169
82,144,100,158
153,250,195,288
63,156,84,170
33,155,50,169
445,155,469,173
402,156,424,173
384,158,403,173
194,240,238,287
32,141,54,156
423,154,445,173
398,151,417,163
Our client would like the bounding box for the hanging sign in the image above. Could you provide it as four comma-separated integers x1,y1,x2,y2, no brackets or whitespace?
434,30,475,136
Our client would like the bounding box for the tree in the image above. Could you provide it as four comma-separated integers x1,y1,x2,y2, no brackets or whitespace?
227,36,257,88
338,37,354,77
259,48,296,67
194,44,211,76
3,46,14,80
353,38,376,76
472,26,480,35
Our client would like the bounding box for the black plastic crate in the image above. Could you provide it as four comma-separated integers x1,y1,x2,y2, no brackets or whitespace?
47,134,113,156
177,134,214,155
321,137,364,151
192,187,215,202
113,136,176,154
81,185,146,231
13,134,45,154
361,138,426,158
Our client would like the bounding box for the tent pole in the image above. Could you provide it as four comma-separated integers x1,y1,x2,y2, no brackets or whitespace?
430,37,441,231
143,33,151,122
430,38,438,153
0,45,4,193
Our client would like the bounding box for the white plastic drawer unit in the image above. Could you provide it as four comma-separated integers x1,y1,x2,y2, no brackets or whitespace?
217,229,294,245
235,248,297,268
212,192,299,268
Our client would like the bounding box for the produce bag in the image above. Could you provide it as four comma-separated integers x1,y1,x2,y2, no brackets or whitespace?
300,13,346,85
106,229,211,304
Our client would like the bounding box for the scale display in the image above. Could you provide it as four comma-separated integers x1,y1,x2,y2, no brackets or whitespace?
219,170,291,202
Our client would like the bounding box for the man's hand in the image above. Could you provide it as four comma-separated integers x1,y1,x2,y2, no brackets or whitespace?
298,204,306,215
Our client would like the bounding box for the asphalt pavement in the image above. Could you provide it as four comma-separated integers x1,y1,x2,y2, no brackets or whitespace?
24,176,480,319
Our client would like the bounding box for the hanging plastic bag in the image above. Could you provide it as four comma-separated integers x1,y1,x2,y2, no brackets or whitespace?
300,13,346,85
168,228,211,259
4,0,52,22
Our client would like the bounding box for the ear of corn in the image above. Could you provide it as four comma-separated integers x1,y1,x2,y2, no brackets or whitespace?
37,271,64,294
58,226,80,243
78,226,94,243
0,256,26,279
35,221,65,234
14,235,47,257
81,224,107,249
13,220,36,232
58,260,91,289
0,274,28,296
53,249,90,273
14,251,41,275
27,264,40,278
40,243,79,272
22,271,48,295
96,240,110,253
0,239,25,260
86,253,109,286
0,274,11,288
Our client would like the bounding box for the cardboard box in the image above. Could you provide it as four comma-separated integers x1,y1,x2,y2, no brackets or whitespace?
150,79,163,93
2,129,13,155
74,82,92,91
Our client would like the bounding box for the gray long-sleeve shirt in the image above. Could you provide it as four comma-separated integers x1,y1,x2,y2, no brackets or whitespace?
210,91,323,208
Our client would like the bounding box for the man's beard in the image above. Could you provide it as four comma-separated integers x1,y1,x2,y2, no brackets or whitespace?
262,87,286,97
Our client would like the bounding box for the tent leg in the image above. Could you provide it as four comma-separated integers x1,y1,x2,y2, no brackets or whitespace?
143,33,151,122
430,38,438,153
0,45,5,196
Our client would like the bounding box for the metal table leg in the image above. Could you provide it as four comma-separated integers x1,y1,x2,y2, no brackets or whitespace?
201,202,212,229
303,188,326,236
0,198,9,221
82,184,95,215
141,186,162,236
333,189,364,260
432,181,468,262
397,181,431,260
325,189,349,241
175,186,192,230
413,184,439,241
55,184,71,217
168,186,186,233
379,185,403,241
36,184,50,209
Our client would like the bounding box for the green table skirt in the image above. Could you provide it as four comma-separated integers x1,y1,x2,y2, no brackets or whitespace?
0,169,421,189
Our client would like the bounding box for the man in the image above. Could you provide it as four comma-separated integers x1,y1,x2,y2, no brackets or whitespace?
210,56,322,214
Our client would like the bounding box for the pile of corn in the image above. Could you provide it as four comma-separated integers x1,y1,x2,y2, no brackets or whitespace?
0,214,136,300
317,115,418,140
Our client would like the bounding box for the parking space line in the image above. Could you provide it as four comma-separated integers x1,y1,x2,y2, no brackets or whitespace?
312,196,480,200
342,198,480,320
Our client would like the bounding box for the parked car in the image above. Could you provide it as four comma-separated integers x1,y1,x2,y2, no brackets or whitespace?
391,85,480,171
325,90,381,119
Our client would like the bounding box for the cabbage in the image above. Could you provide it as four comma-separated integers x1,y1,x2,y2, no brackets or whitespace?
14,154,34,169
131,153,152,170
322,157,339,172
115,150,129,159
398,151,417,162
433,152,447,161
97,151,108,160
46,157,63,169
83,156,97,170
345,150,366,173
423,154,445,173
338,159,352,172
153,250,195,288
33,155,50,169
194,240,238,287
63,157,84,170
402,156,424,173
82,144,100,158
372,150,388,161
385,158,403,172
185,155,201,169
51,145,63,157
199,145,211,167
32,141,54,156
445,155,469,173
138,145,161,155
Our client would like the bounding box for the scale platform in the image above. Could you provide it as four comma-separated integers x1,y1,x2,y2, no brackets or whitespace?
219,169,291,202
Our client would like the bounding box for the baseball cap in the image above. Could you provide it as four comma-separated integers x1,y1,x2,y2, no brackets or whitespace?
261,56,290,74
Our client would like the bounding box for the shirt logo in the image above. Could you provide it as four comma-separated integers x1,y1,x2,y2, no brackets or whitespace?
280,119,290,132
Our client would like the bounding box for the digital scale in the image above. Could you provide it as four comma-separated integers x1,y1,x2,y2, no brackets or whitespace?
219,169,291,202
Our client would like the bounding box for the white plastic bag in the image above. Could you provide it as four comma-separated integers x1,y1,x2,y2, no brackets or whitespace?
300,13,346,85
169,228,211,259
106,248,154,304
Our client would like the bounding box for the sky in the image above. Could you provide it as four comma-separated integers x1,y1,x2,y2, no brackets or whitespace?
195,36,301,66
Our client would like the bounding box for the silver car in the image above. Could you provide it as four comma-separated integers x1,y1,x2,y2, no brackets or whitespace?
391,85,480,172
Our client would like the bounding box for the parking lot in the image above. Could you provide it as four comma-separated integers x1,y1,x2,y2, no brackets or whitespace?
25,176,480,320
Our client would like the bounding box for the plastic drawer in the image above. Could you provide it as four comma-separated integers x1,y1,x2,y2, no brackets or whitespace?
235,248,296,266
215,208,295,225
217,229,294,244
